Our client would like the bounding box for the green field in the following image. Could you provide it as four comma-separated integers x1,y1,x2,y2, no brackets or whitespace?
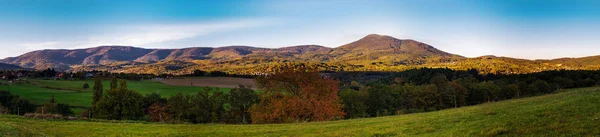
1,87,599,136
0,79,232,109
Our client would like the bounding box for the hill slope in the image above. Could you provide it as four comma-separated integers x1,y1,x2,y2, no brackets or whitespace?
2,87,599,136
0,63,22,70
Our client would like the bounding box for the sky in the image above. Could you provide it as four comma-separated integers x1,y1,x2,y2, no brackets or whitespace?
0,0,599,59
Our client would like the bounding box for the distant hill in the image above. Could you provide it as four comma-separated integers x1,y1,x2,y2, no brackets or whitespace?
0,63,22,70
0,45,334,70
1,34,600,74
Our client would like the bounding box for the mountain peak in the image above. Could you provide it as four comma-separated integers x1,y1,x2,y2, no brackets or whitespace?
332,34,457,59
361,34,395,41
363,33,389,38
336,34,401,51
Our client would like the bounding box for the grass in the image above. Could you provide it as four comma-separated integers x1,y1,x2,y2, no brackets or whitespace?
1,87,599,136
0,79,232,109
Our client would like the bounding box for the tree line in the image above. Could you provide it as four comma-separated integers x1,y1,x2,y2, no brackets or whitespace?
0,91,73,117
337,68,600,118
3,66,600,124
86,65,345,124
88,77,259,124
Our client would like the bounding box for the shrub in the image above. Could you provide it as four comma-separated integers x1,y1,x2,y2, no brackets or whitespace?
82,83,90,89
55,103,74,116
480,127,510,136
23,113,63,120
0,104,7,114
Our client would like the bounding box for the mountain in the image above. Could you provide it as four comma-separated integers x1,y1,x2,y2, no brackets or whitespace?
0,63,22,70
1,34,600,74
330,34,463,65
0,46,155,70
334,34,453,56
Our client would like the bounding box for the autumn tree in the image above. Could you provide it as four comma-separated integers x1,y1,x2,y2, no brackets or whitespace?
148,103,169,122
250,65,345,124
143,93,167,112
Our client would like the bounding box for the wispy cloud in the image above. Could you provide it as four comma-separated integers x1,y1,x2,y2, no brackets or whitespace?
80,18,277,48
19,41,61,48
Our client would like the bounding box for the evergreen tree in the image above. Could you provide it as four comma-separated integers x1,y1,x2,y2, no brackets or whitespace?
92,78,103,106
119,79,127,90
110,77,118,90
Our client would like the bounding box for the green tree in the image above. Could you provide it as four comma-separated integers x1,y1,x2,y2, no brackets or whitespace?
188,87,225,123
119,79,127,90
55,103,74,116
448,81,468,108
110,77,118,90
505,83,521,99
167,93,191,122
367,84,396,116
430,73,450,109
473,81,501,102
9,98,36,115
339,87,369,118
92,78,103,105
227,85,258,123
94,79,144,120
531,80,552,94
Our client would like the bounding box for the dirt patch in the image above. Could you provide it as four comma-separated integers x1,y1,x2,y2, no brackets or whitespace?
156,77,257,89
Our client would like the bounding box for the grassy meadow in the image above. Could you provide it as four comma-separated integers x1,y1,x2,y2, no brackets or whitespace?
0,79,232,112
1,87,599,136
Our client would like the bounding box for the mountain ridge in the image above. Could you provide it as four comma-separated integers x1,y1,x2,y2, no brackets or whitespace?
1,34,599,74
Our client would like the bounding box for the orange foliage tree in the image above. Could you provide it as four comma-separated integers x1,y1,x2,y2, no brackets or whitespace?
147,103,170,122
249,65,345,124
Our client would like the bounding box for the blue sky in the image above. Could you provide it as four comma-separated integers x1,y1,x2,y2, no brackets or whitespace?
0,0,599,59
